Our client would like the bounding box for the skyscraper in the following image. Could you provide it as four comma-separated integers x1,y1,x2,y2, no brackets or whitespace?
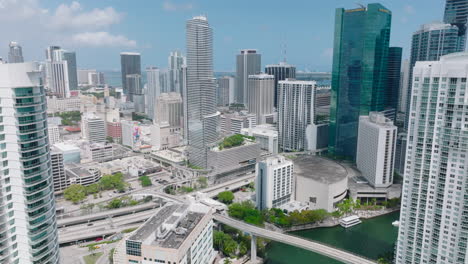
236,49,261,104
216,76,235,106
265,62,296,107
146,66,161,120
386,47,403,120
444,0,468,47
247,74,275,124
126,74,144,113
62,51,78,91
396,53,468,264
0,61,59,263
278,79,316,151
404,22,465,128
8,41,24,63
186,16,219,168
120,52,141,95
44,46,77,97
168,51,185,94
328,3,392,161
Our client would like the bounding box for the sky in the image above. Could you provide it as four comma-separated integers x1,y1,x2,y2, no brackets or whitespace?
0,0,447,72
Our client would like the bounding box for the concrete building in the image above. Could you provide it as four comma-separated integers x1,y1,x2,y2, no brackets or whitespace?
127,73,145,113
356,112,397,188
124,203,215,264
151,122,182,150
294,156,348,212
217,76,235,106
48,124,60,145
168,51,185,94
47,61,70,98
107,121,122,143
81,114,106,143
120,52,141,95
78,69,105,86
0,62,59,263
62,51,78,91
278,79,317,151
86,143,114,162
8,41,24,63
265,62,296,107
46,95,81,113
396,53,468,264
65,163,102,187
155,92,183,127
241,125,278,154
398,59,410,113
51,147,67,193
54,142,81,164
146,66,161,119
186,16,220,168
256,155,294,210
122,120,142,150
220,112,256,135
236,49,261,104
247,74,275,124
207,136,261,174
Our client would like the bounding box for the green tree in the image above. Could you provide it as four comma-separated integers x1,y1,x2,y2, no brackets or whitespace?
85,183,100,195
64,184,87,204
197,176,208,188
107,198,123,209
106,136,114,143
139,175,152,187
217,191,235,204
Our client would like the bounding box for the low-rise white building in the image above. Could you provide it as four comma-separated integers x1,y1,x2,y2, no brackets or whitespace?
151,122,182,150
356,112,397,188
54,142,81,164
241,125,278,154
124,203,215,264
86,143,114,162
65,163,102,186
256,155,294,210
48,124,60,145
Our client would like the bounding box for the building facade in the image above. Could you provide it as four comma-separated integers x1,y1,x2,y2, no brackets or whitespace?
8,41,24,63
356,112,397,188
168,51,185,94
328,3,392,160
217,76,235,106
386,47,403,120
444,0,468,48
146,66,161,119
0,62,59,263
186,16,220,168
241,125,278,154
81,114,107,143
247,74,275,124
220,112,256,135
236,49,261,104
120,52,141,96
256,155,294,210
265,62,296,107
396,53,468,264
50,148,67,193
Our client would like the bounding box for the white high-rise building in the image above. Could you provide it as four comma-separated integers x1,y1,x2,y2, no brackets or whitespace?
278,79,317,151
396,53,468,264
47,61,70,98
50,147,67,193
81,114,106,143
186,16,220,168
236,49,261,104
155,92,183,127
0,62,59,263
247,74,275,124
256,155,294,210
168,51,185,94
146,66,161,119
48,124,60,145
8,41,24,63
356,112,397,188
399,59,410,113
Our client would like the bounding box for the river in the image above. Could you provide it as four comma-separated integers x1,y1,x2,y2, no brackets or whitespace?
264,211,400,264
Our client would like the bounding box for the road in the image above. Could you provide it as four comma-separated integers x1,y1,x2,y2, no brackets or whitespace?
213,214,377,264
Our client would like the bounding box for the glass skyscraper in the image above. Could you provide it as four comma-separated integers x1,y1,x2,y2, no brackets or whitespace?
328,3,392,160
186,16,219,168
444,0,468,47
120,52,141,96
386,47,403,120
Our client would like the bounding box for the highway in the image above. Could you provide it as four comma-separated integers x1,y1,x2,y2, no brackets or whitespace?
200,174,255,198
213,214,377,264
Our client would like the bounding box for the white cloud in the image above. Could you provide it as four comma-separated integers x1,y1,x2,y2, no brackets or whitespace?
72,32,137,47
163,1,193,11
50,1,123,30
403,5,414,14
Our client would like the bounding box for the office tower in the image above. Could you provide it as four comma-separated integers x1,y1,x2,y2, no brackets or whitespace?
186,15,219,168
168,51,185,93
404,22,465,128
81,114,107,143
247,74,275,124
120,52,141,95
220,112,257,135
278,79,316,151
62,51,78,91
386,47,403,120
146,66,161,119
8,41,24,63
328,3,392,161
78,69,105,86
126,74,145,112
396,53,468,264
159,69,170,93
256,155,294,210
444,0,468,47
50,147,67,193
155,92,183,127
216,76,235,106
121,120,142,150
0,62,59,263
399,59,410,113
356,112,396,188
265,62,296,107
48,124,60,145
236,49,261,104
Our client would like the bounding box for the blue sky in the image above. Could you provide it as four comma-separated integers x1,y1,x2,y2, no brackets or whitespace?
0,0,446,71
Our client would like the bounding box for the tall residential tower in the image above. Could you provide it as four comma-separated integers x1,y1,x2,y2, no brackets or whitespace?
236,49,261,104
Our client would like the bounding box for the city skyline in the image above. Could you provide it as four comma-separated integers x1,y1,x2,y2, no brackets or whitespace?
0,0,448,71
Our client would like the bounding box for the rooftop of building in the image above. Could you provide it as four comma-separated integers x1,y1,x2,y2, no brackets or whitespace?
241,126,278,136
129,203,207,249
360,112,396,128
54,142,80,152
212,134,257,152
293,155,348,184
265,61,295,68
278,78,317,85
66,162,99,177
248,73,274,79
120,52,140,56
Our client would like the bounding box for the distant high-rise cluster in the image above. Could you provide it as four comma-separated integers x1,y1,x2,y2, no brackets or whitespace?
8,41,24,63
120,52,142,100
45,45,78,97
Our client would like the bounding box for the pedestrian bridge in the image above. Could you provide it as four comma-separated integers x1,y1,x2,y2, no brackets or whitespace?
213,214,376,264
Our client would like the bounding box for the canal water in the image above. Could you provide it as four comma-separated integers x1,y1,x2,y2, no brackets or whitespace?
264,211,400,264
